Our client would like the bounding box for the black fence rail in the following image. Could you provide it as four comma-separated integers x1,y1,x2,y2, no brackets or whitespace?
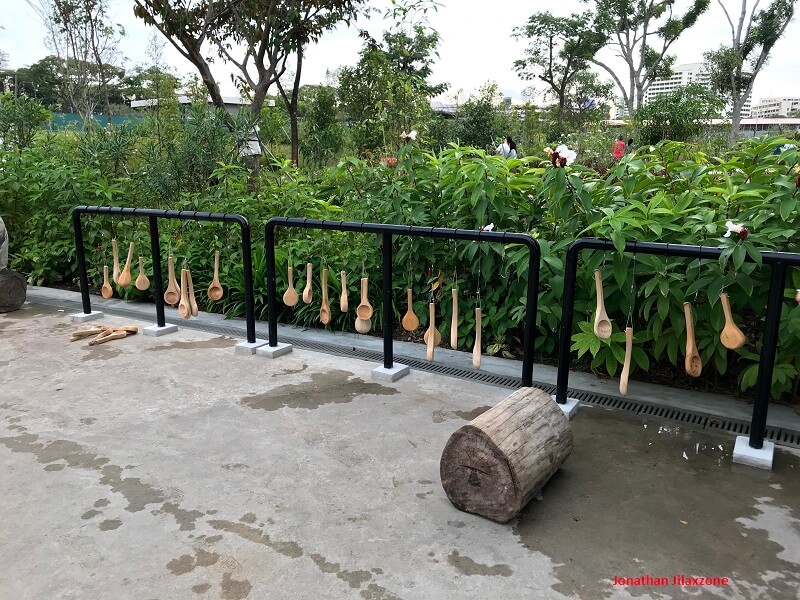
556,238,800,450
71,206,257,343
265,218,541,386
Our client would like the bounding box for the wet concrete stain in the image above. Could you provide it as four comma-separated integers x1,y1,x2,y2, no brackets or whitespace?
80,417,97,425
0,359,11,368
146,337,236,352
166,549,220,575
208,519,303,558
80,344,122,362
222,463,249,471
417,480,434,485
99,519,122,531
432,406,492,423
309,553,373,588
204,535,223,544
94,498,110,508
240,370,397,412
82,509,102,520
191,583,211,594
221,572,252,600
158,502,204,531
239,513,256,524
446,551,513,577
415,490,434,499
44,463,65,471
447,520,466,529
512,409,800,599
272,363,309,378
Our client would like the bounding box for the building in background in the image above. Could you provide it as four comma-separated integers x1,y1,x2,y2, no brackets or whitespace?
750,97,800,118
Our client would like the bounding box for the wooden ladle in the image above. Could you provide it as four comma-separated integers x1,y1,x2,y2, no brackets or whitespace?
619,326,633,395
186,268,199,317
356,277,373,320
178,269,191,319
593,269,612,339
340,271,348,312
683,302,702,377
100,265,113,299
283,266,299,307
473,307,482,369
207,250,223,301
302,263,313,304
401,288,420,331
111,239,120,284
164,255,181,306
355,316,371,334
719,293,746,350
320,268,331,325
450,288,459,348
135,256,150,291
117,242,134,288
423,317,442,346
426,302,436,362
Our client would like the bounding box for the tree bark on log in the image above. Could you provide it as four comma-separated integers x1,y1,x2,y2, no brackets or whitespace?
0,269,27,313
440,387,573,523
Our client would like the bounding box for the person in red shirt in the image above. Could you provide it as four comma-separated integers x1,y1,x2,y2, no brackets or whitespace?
612,135,626,160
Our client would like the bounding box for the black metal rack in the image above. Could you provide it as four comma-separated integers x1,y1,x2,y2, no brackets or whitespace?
556,238,800,450
71,206,257,343
265,218,541,387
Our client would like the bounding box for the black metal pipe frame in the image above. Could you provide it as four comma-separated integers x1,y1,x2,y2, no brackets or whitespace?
265,218,541,387
71,205,257,344
556,237,800,450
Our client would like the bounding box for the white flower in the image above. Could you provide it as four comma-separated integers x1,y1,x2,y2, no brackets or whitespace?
408,130,417,140
555,144,577,165
480,223,494,232
723,220,743,237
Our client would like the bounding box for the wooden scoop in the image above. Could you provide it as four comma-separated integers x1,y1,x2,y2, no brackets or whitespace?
178,269,191,319
719,293,746,350
683,302,702,377
401,288,420,331
340,271,348,312
302,262,313,304
426,302,436,361
207,250,223,301
89,330,128,346
356,277,373,320
619,326,633,395
71,325,110,341
593,269,612,339
101,265,113,299
473,307,482,369
164,255,181,305
118,242,134,288
423,318,442,346
283,267,299,307
111,239,120,284
450,288,459,348
186,268,199,317
355,316,371,334
320,268,331,325
135,256,150,291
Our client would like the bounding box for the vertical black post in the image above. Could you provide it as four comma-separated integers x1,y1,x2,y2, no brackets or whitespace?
749,262,787,449
556,243,581,403
239,219,256,344
265,222,278,347
383,231,393,369
521,241,539,387
71,208,91,314
149,216,165,328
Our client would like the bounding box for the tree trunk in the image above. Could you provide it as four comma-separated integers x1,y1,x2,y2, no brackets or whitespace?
728,100,742,149
439,387,573,523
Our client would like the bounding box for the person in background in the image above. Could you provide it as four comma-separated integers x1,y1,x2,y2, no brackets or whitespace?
625,138,635,154
612,135,626,160
507,137,518,158
496,136,510,157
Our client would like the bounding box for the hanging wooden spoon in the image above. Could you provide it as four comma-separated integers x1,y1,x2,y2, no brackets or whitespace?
423,317,442,346
207,250,223,301
683,302,702,378
401,288,420,331
111,239,120,285
118,242,134,288
301,262,313,303
178,269,191,319
450,287,459,348
356,277,373,320
283,266,299,307
186,267,199,317
619,326,633,395
101,265,113,299
339,271,348,312
426,302,436,362
355,316,371,334
320,268,332,325
719,293,746,350
135,256,150,291
593,269,612,339
164,255,181,306
473,307,482,369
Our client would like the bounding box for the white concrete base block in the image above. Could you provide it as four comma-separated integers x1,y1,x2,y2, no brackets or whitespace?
70,311,104,323
235,339,268,355
551,395,580,420
371,363,410,382
255,342,294,359
143,324,179,337
732,435,774,470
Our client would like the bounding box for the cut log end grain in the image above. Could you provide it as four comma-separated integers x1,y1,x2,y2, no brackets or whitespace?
439,387,573,523
0,269,27,313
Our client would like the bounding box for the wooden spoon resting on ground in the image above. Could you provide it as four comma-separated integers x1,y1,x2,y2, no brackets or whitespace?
164,255,181,305
207,250,223,301
426,302,436,362
683,302,702,377
302,263,313,304
473,307,482,369
101,265,113,299
593,269,612,339
719,293,746,350
118,242,134,288
320,268,331,325
283,267,299,307
340,271,348,312
401,288,419,331
111,239,120,284
135,256,150,291
619,326,633,395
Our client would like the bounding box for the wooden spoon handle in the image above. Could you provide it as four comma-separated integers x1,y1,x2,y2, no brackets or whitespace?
683,302,696,352
360,277,368,303
287,266,294,288
167,254,175,283
213,250,220,281
427,302,435,362
594,269,605,312
720,293,733,324
138,256,144,274
340,271,348,311
407,287,413,310
103,265,109,286
620,326,633,396
112,239,120,283
473,307,482,369
124,242,134,270
450,288,458,348
321,268,329,303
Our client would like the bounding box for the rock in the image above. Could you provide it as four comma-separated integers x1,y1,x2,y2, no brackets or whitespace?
0,268,27,313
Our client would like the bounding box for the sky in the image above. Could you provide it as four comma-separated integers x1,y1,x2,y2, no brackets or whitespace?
1,0,799,106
